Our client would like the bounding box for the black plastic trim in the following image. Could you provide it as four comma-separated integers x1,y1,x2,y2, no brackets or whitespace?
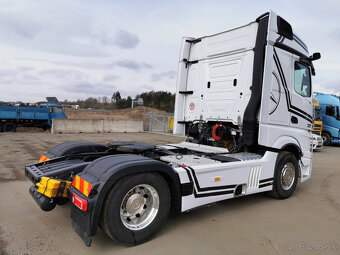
259,182,272,188
242,15,269,146
186,38,201,44
255,12,269,22
274,42,309,60
181,182,194,196
183,166,235,198
259,177,273,183
179,91,194,95
177,120,192,124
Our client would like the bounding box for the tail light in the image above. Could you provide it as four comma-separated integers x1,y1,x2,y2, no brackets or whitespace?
72,193,88,211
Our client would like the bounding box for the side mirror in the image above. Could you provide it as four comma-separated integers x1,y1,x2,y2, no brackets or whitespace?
310,52,321,61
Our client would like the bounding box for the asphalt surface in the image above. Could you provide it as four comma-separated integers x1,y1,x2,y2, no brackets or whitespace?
0,132,339,255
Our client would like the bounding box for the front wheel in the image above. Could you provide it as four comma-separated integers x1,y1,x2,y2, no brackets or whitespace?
322,132,331,146
270,152,299,199
100,173,171,246
3,122,16,132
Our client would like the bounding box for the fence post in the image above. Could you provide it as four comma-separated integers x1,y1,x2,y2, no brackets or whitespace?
143,109,146,131
163,116,166,132
149,112,153,132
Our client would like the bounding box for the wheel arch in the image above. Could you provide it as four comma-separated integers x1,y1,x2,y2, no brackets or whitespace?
44,141,108,159
270,136,303,178
77,155,182,241
281,143,302,161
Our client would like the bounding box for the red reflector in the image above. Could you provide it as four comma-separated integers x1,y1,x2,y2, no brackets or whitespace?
72,193,88,211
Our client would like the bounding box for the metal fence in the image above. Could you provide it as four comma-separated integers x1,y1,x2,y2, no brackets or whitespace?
144,112,174,133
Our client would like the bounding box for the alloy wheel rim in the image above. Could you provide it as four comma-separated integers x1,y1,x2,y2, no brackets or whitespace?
280,162,295,190
120,184,159,230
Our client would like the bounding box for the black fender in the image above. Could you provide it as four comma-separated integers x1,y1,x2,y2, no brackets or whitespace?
44,141,108,159
70,154,181,246
281,143,303,160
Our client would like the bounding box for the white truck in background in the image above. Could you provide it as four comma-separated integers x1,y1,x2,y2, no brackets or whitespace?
25,11,320,247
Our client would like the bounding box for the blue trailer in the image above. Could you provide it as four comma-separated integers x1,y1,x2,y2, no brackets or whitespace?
0,103,66,132
314,93,340,145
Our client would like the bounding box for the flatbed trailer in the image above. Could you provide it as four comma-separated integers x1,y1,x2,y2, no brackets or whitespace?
25,11,320,247
0,102,66,132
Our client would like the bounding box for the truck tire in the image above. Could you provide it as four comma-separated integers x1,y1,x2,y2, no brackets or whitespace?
269,152,299,199
100,172,171,246
3,122,17,132
321,132,331,146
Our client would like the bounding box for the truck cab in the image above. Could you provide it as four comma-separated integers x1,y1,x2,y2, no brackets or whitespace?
315,93,340,145
174,11,319,180
39,103,66,125
312,98,323,135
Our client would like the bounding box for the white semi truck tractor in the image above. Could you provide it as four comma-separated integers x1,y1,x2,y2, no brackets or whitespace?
25,11,320,246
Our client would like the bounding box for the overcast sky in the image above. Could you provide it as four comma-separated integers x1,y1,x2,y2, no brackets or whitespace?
0,0,339,102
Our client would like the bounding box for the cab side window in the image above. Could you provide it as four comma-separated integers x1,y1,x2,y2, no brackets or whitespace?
53,107,63,113
325,105,335,117
294,62,311,97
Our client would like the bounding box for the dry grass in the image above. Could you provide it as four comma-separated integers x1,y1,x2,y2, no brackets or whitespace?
64,106,169,121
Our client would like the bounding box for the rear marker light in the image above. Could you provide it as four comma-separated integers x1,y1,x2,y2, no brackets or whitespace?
72,193,88,211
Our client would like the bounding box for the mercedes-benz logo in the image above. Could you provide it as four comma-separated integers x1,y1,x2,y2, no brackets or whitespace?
269,72,281,115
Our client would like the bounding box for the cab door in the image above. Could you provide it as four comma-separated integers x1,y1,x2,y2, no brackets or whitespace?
289,57,313,130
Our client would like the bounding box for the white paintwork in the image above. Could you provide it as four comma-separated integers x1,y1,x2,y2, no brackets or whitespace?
167,142,230,153
312,134,323,150
174,23,258,130
174,151,277,211
170,11,314,212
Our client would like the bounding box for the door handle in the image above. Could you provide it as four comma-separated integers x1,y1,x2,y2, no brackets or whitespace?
291,116,298,124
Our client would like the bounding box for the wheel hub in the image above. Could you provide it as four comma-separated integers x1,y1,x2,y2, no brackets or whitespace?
125,194,144,214
120,184,159,230
281,162,295,190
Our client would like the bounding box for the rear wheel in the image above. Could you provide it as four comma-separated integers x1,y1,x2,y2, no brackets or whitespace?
270,152,299,199
3,122,16,132
322,132,331,146
100,173,170,246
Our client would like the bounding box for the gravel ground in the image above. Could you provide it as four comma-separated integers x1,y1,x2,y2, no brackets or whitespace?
0,132,339,255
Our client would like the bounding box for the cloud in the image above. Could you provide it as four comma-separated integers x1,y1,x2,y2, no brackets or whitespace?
66,82,117,96
113,59,153,71
0,11,42,39
101,29,139,49
38,69,88,80
151,71,177,82
103,75,121,82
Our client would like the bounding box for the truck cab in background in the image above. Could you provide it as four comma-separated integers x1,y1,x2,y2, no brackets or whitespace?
312,98,323,135
315,93,340,145
311,98,323,150
39,103,66,123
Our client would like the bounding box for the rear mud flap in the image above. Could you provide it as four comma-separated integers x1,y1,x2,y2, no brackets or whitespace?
72,219,93,247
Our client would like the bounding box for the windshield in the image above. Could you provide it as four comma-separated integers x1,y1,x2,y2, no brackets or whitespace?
314,106,322,121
